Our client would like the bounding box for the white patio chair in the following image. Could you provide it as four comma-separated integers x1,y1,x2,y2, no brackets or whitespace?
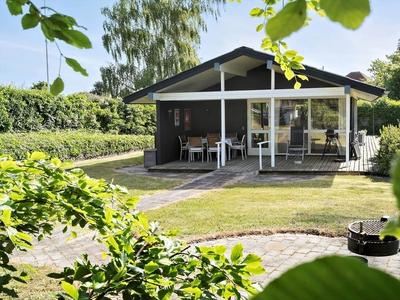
188,136,205,163
206,136,221,162
178,135,188,161
230,135,247,160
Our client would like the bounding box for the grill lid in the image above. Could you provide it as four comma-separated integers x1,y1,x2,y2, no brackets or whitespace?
347,217,399,256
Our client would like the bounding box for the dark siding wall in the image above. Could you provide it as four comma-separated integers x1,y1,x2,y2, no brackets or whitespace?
205,65,335,91
157,100,246,164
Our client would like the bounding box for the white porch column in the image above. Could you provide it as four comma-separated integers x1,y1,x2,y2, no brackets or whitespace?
345,86,351,167
221,71,226,166
268,61,275,167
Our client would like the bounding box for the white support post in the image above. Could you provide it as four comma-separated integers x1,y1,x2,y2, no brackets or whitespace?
307,98,312,154
221,72,226,166
345,86,351,167
270,65,275,167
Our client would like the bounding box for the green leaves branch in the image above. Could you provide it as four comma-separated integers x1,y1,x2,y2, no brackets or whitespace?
0,152,265,298
380,155,400,239
247,0,371,89
5,0,92,95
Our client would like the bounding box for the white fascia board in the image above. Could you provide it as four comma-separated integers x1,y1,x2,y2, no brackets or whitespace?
152,87,345,101
350,89,379,102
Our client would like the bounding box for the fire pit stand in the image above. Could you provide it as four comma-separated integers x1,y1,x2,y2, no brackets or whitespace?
347,217,399,256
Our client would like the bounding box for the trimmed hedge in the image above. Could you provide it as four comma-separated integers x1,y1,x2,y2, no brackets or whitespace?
0,130,154,161
358,97,400,135
375,124,400,176
0,86,156,135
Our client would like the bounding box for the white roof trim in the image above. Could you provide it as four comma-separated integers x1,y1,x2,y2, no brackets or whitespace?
151,87,346,101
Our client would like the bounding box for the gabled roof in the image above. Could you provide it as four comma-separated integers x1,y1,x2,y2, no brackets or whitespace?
346,71,370,82
123,46,385,104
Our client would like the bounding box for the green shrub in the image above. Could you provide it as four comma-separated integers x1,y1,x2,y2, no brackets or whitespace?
376,124,400,176
358,97,400,135
0,86,156,135
0,130,154,160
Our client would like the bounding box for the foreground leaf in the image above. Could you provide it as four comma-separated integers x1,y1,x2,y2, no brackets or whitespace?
320,0,370,30
6,0,24,15
252,255,400,300
21,13,39,29
65,57,88,76
266,0,307,41
230,243,243,264
380,156,400,239
61,281,79,300
50,77,64,95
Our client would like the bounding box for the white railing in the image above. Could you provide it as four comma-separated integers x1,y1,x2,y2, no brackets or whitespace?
257,141,275,170
215,141,222,169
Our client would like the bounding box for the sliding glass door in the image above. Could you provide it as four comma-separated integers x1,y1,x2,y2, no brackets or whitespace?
248,99,270,155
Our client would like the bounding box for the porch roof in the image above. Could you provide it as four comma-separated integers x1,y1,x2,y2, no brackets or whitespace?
123,46,385,104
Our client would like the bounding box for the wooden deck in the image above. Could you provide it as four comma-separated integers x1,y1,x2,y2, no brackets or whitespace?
148,136,380,175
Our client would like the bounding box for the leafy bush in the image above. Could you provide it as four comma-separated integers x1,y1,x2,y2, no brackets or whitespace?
0,130,154,160
358,96,400,135
0,153,264,298
0,86,156,135
376,124,400,176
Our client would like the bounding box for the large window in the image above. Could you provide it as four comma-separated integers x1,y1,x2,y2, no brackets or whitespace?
311,98,346,130
274,99,308,130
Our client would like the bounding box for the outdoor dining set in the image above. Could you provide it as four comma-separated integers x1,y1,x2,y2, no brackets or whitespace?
178,133,247,163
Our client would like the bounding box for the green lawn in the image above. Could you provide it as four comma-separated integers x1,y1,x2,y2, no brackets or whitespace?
0,265,63,299
75,154,398,239
75,152,185,197
145,175,398,239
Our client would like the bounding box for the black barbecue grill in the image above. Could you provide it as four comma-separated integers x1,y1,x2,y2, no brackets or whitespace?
347,217,399,256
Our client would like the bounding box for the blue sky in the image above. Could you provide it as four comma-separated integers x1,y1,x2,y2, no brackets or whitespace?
0,0,399,95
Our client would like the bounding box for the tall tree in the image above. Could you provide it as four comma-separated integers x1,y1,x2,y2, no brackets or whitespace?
100,0,226,97
90,81,105,96
368,39,400,100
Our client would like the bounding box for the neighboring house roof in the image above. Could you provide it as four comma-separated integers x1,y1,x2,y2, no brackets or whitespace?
346,71,370,82
124,46,385,104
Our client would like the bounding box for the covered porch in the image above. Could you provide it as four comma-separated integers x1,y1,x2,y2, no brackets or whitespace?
124,47,385,171
147,135,379,175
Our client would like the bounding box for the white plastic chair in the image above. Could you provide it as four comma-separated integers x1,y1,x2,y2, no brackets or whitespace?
230,135,247,160
206,136,221,162
188,137,205,163
178,135,188,161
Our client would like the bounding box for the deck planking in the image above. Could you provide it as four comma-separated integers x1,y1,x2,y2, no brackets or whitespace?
148,136,380,175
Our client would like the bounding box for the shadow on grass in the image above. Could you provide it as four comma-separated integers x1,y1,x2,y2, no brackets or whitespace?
78,155,184,194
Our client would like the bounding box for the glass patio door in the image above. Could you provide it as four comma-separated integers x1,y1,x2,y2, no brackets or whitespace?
248,99,271,156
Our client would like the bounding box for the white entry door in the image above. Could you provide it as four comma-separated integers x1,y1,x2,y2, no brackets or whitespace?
248,99,271,156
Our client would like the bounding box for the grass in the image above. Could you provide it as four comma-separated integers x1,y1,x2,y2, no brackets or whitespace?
75,152,185,197
0,265,63,299
145,175,398,239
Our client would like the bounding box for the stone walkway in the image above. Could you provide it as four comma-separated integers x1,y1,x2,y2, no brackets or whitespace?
10,167,400,286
